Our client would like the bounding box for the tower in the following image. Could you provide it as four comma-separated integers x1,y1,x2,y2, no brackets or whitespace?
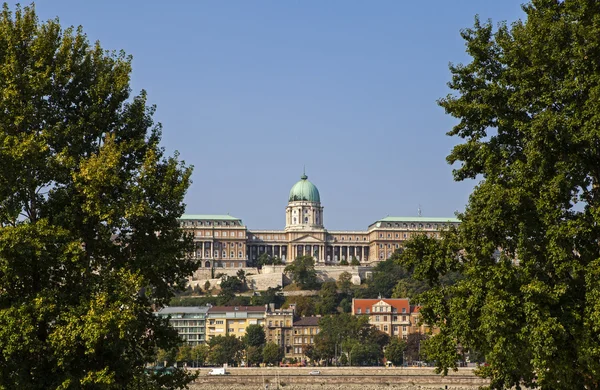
285,172,324,231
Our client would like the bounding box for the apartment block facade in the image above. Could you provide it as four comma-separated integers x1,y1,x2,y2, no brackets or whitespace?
205,306,266,342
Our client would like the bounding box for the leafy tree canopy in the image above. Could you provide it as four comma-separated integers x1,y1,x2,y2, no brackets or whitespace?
262,342,283,365
400,1,600,388
284,255,319,289
0,4,195,389
243,324,266,348
384,338,407,367
207,335,243,366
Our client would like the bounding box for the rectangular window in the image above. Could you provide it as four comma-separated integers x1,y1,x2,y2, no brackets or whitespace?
357,309,361,314
375,316,380,322
383,316,387,321
402,315,407,321
384,325,388,332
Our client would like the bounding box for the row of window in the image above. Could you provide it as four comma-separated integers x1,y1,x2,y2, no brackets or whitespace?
293,337,314,344
195,231,246,237
379,243,401,249
383,222,451,229
182,220,241,227
372,315,409,322
356,307,407,314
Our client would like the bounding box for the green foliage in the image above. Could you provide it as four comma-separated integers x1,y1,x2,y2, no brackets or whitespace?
246,345,263,367
204,280,211,291
262,342,283,365
284,255,319,289
403,333,427,363
315,281,339,315
350,256,360,266
337,271,353,295
397,2,600,388
169,296,217,307
339,258,349,266
220,275,244,293
257,253,283,267
208,335,243,366
190,344,209,367
0,4,196,388
250,286,284,307
284,295,315,316
243,324,266,348
384,338,406,367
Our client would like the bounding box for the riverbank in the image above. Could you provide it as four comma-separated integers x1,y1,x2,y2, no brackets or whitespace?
188,367,488,390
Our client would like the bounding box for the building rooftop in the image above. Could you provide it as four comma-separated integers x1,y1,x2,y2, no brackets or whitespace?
375,216,460,223
289,173,321,203
180,214,242,221
293,316,320,327
207,306,266,313
156,306,210,315
352,298,412,314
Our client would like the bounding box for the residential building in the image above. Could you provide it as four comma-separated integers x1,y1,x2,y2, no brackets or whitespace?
206,306,266,341
265,305,294,356
155,306,208,346
179,172,459,268
290,316,320,361
351,298,430,339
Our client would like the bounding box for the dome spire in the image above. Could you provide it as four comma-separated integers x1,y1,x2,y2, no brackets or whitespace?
301,166,307,180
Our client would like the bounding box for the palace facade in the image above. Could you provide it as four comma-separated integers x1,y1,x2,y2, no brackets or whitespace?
180,173,459,268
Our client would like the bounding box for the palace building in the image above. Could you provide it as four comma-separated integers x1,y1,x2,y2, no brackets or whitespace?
180,173,459,268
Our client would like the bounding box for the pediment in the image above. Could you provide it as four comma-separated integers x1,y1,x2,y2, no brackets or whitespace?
291,235,324,243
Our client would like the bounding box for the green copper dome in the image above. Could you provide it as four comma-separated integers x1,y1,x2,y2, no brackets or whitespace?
289,173,321,202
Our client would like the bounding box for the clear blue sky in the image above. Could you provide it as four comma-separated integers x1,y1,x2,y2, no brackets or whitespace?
20,1,526,230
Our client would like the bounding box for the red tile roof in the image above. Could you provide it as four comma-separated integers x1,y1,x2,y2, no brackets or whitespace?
352,298,412,315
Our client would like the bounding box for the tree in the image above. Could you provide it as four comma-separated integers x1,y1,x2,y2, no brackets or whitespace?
204,280,211,292
208,335,243,366
176,344,193,365
315,281,338,315
284,295,315,317
395,2,600,389
220,275,244,293
337,271,353,295
262,342,283,365
339,258,349,266
0,4,196,389
350,256,360,266
243,324,266,348
404,333,427,364
246,345,263,367
385,338,406,367
191,345,209,367
284,255,318,289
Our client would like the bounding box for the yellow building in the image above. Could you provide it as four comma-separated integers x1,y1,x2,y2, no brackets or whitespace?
265,306,294,356
180,172,459,268
206,306,266,341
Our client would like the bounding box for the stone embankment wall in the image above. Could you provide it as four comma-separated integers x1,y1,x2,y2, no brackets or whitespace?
189,265,370,291
188,367,489,390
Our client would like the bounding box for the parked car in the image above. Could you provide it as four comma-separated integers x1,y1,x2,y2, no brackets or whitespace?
309,370,321,375
208,368,228,375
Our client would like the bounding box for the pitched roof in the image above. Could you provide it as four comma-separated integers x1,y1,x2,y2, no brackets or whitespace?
352,298,411,314
293,316,320,326
207,306,265,313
